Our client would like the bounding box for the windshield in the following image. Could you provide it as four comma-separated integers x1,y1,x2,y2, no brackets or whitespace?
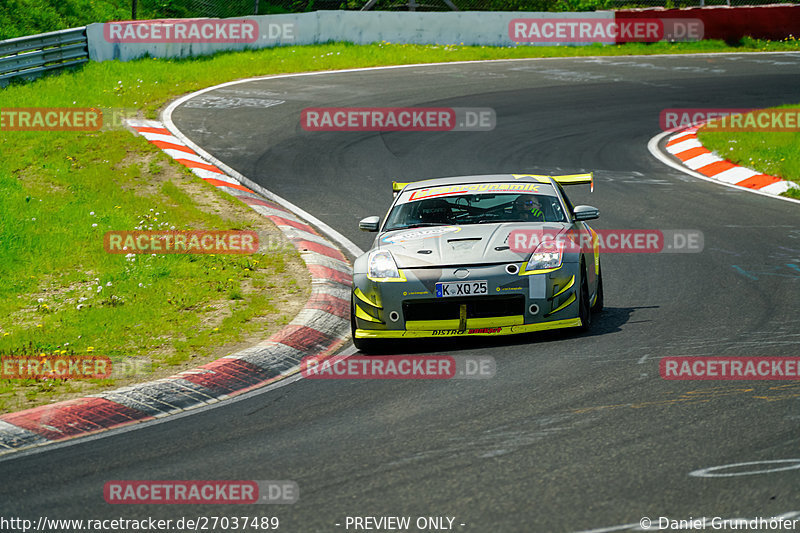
384,191,567,231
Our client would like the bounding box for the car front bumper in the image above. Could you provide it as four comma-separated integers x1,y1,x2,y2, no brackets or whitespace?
353,261,582,339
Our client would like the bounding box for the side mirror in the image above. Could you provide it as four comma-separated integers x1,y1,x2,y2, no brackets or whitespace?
359,216,381,232
573,205,599,221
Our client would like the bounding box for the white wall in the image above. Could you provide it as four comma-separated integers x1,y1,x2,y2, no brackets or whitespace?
87,11,614,62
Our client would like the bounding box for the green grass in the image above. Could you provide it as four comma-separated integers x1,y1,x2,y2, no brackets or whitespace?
698,104,800,200
3,39,800,413
0,0,297,40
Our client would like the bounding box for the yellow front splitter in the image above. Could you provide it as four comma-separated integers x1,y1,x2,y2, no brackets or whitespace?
355,318,582,339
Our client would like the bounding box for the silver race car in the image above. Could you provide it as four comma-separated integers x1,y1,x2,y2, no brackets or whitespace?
351,173,603,351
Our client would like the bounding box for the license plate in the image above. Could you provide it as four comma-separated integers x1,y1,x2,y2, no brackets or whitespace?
435,280,488,298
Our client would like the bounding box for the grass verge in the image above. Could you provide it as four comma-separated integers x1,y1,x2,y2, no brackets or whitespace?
0,84,318,414
697,105,800,200
2,39,800,413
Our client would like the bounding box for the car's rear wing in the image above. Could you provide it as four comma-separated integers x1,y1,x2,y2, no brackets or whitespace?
392,181,409,197
392,181,408,193
513,173,594,192
551,173,593,188
391,173,593,197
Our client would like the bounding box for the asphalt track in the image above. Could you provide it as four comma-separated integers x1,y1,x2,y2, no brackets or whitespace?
2,53,800,533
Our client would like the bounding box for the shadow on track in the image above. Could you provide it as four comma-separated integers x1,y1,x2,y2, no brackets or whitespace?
354,305,655,355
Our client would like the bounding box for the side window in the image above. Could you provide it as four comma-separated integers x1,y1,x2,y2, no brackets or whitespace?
556,183,575,218
544,196,566,222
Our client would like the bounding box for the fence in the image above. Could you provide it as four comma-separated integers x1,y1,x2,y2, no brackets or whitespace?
0,27,88,87
190,0,800,14
357,0,797,11
100,0,800,16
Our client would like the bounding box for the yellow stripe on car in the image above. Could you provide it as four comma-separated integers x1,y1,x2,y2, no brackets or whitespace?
355,304,384,324
551,276,575,299
355,318,581,338
546,292,576,316
405,319,462,330
354,287,382,309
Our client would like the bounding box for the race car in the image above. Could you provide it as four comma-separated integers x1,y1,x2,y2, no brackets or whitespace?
351,173,603,351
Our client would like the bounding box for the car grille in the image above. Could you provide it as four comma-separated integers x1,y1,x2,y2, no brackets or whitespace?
402,295,525,322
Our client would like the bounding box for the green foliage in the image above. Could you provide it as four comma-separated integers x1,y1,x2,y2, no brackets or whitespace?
4,0,800,40
0,0,300,39
0,0,132,39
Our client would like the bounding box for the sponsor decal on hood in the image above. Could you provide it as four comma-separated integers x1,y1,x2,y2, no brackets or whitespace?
382,226,461,244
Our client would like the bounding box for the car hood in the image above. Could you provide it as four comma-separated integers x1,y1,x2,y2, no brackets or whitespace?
376,223,570,268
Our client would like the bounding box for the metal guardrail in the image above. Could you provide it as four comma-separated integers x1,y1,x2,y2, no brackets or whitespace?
0,27,88,87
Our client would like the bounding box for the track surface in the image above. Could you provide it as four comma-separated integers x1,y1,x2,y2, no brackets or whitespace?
2,54,800,533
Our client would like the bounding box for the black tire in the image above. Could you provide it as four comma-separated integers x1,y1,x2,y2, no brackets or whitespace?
352,334,373,353
578,263,592,331
591,263,604,314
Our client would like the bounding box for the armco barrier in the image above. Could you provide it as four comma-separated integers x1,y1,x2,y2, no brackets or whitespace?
0,27,88,86
86,11,614,61
616,5,800,43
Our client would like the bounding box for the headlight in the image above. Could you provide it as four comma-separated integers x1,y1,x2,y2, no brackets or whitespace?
526,241,563,271
368,250,404,281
